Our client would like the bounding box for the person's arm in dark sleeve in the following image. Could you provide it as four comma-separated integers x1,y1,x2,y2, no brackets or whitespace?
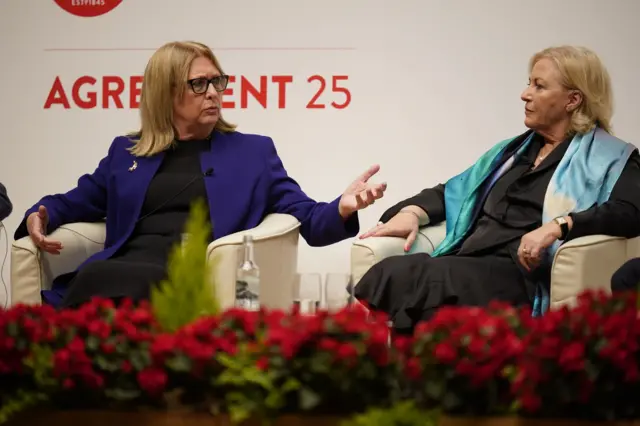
378,184,446,225
566,150,640,240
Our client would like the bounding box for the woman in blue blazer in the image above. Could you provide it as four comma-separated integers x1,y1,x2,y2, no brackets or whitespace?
14,41,386,308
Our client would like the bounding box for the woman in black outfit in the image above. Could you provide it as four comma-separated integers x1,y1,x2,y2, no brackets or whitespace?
354,46,640,333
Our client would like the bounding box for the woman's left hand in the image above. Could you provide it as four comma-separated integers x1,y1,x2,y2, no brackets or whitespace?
338,164,387,219
517,222,562,272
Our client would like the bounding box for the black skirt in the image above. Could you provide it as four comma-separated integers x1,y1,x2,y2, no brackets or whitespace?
353,252,530,333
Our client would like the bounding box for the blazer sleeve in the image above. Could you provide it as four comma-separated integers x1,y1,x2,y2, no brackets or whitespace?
567,149,640,240
0,182,12,222
378,184,446,225
14,140,116,240
264,138,359,247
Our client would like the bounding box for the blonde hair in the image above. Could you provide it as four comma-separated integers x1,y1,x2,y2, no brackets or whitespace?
529,45,614,135
128,41,236,157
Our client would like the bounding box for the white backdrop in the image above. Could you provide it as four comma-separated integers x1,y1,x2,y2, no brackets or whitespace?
1,0,639,306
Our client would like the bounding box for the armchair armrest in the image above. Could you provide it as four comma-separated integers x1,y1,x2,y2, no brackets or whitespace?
550,235,640,310
11,222,106,306
206,213,301,310
351,222,447,286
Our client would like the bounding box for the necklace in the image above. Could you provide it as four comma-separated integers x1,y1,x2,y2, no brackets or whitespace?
537,152,550,162
537,145,555,162
532,149,552,170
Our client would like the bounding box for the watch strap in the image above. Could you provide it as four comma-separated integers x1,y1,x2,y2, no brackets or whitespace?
553,217,569,240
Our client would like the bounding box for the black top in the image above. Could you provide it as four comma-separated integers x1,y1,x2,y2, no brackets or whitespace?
457,133,568,256
111,138,211,266
381,131,640,265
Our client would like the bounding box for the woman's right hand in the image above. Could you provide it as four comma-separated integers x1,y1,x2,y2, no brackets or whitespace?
359,209,421,252
26,205,63,255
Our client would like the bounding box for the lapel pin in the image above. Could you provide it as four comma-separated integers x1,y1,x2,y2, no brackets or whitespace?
128,161,138,172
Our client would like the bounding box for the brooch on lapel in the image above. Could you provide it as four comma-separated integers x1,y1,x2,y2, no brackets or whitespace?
128,161,138,172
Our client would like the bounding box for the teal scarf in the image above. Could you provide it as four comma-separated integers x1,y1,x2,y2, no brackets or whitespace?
430,127,636,315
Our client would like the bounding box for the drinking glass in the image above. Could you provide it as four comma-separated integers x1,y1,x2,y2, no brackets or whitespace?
324,272,353,312
292,273,322,314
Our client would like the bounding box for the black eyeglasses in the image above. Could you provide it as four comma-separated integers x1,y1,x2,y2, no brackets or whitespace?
187,75,229,94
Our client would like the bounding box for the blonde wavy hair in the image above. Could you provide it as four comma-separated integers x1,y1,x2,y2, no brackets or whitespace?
529,45,614,135
128,41,236,157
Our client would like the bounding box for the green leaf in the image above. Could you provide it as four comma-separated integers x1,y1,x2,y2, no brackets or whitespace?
424,380,444,400
130,350,152,371
298,387,321,410
242,367,273,390
151,199,221,332
441,391,462,412
24,344,56,388
215,370,246,386
104,388,141,401
6,322,18,337
86,335,100,351
340,401,438,426
0,390,49,424
225,391,255,423
281,377,301,393
264,389,285,410
216,352,241,369
95,355,119,372
165,354,192,373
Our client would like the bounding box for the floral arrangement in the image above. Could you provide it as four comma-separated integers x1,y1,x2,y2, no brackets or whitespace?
1,290,639,424
403,290,640,422
0,298,405,423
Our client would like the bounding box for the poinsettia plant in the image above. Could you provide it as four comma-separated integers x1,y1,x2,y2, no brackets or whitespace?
212,305,402,423
0,298,166,422
404,301,526,416
0,303,57,422
511,290,640,421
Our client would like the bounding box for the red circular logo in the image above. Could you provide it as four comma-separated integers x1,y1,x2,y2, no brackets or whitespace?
54,0,122,18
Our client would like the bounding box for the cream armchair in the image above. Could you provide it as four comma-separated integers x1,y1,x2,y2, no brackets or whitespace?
10,214,301,309
351,221,640,310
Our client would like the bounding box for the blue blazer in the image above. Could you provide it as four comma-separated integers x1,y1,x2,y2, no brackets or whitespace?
15,130,359,304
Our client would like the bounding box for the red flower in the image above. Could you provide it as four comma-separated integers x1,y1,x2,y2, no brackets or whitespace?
519,391,542,413
318,337,338,352
150,334,176,363
405,357,422,380
434,342,457,364
53,349,72,376
137,367,167,396
559,341,585,372
87,320,111,340
256,356,269,371
336,342,359,365
366,325,390,348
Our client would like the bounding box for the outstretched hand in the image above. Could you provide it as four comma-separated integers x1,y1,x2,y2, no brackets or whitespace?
26,205,63,255
338,164,387,219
